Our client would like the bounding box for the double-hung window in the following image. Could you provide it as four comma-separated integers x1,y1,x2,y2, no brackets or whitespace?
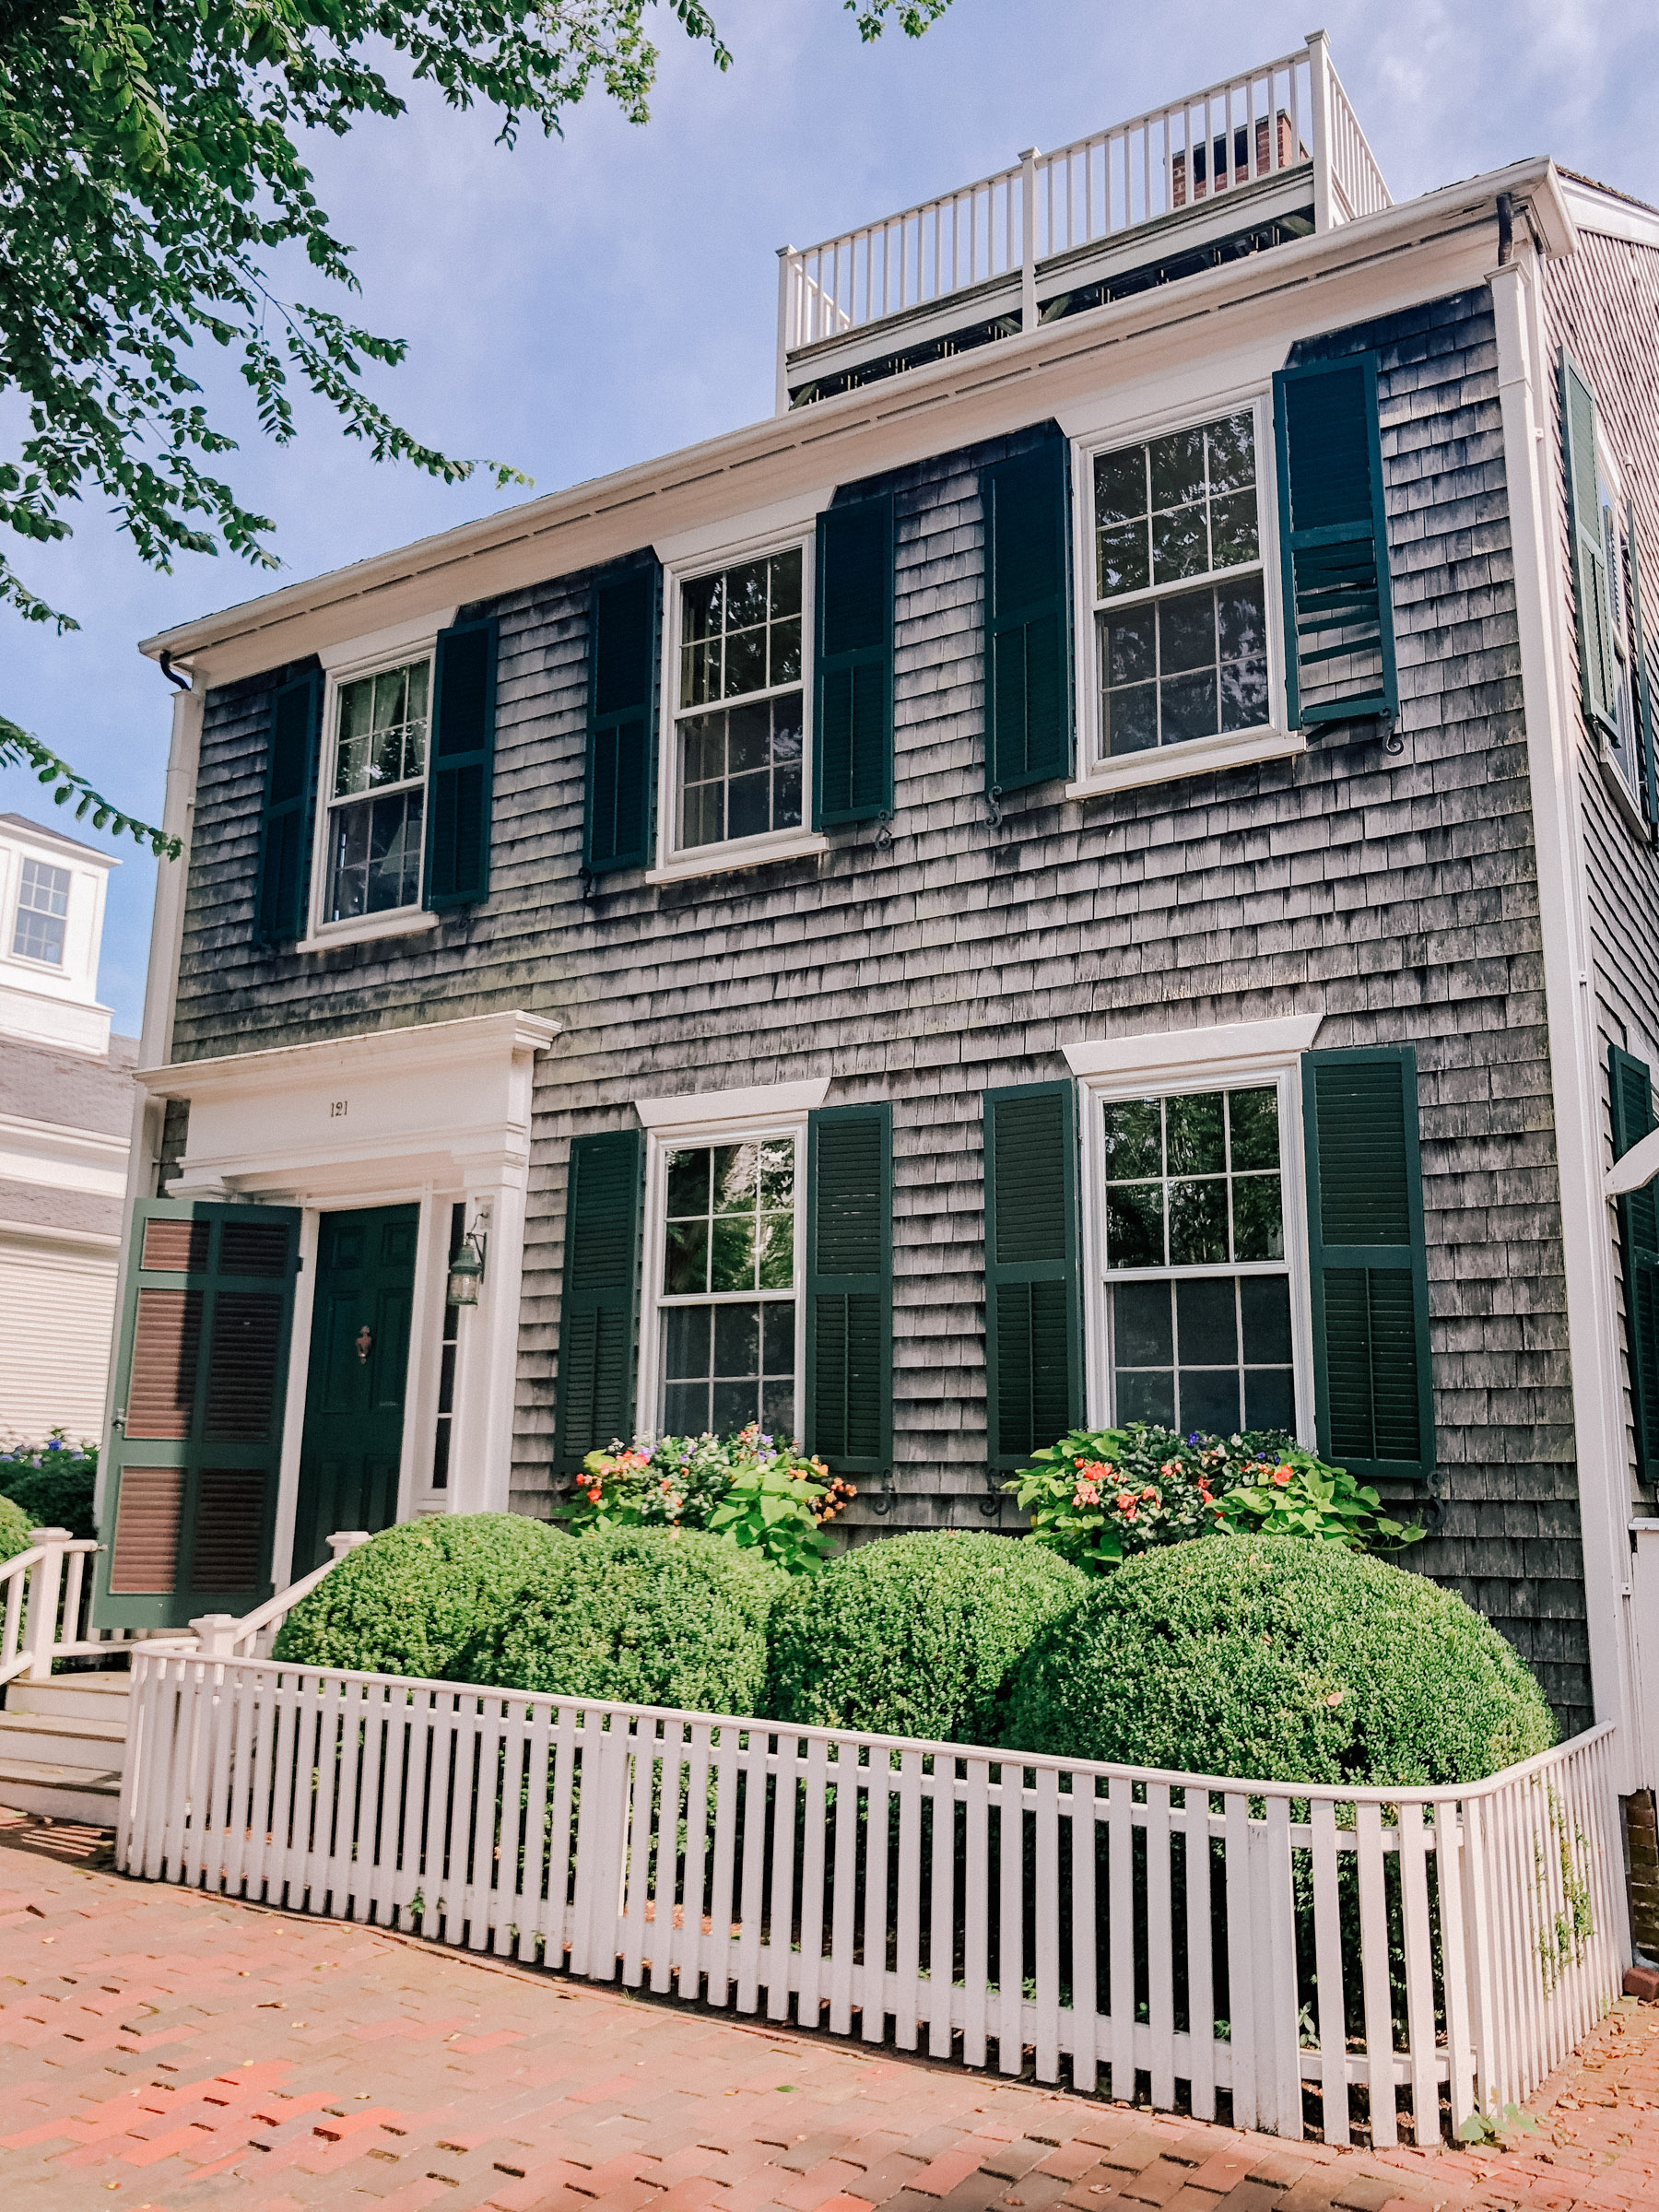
656,1135,799,1436
669,544,808,861
1096,1077,1297,1435
12,857,70,965
1086,405,1277,775
322,655,431,923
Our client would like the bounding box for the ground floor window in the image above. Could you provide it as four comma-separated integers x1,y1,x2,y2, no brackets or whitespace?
1100,1081,1295,1432
656,1135,798,1434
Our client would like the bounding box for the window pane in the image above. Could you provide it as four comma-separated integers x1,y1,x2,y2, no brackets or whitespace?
1161,669,1218,744
665,1381,710,1433
724,627,766,699
1206,411,1255,496
759,1141,795,1209
1160,589,1216,673
1169,1178,1228,1265
761,1379,795,1436
1102,1097,1161,1182
683,571,722,643
1231,1175,1284,1261
1152,502,1208,584
1149,427,1205,512
1241,1274,1293,1364
727,771,771,841
1228,1087,1279,1171
1098,522,1150,598
713,1379,761,1432
1210,488,1260,570
771,548,803,619
667,1148,712,1217
1118,1369,1175,1425
1107,1182,1164,1268
710,1215,757,1292
1166,1091,1224,1176
1104,681,1158,756
1113,1280,1173,1365
713,1301,760,1377
1181,1365,1241,1437
1094,445,1147,524
757,1212,794,1288
725,560,769,629
665,1219,709,1295
1177,1277,1238,1365
771,616,802,688
681,779,724,850
762,1300,795,1370
1244,1365,1295,1431
713,1144,757,1212
664,1304,712,1380
1104,605,1156,686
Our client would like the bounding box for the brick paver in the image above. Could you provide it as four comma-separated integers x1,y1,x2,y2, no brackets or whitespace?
3,1806,1658,2212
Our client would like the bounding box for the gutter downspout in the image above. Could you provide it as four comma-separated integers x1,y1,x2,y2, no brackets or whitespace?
96,681,204,1540
1490,244,1641,1797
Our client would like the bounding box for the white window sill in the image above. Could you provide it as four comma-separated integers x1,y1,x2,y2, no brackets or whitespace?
294,909,441,955
1598,746,1652,839
1066,724,1304,800
646,830,830,886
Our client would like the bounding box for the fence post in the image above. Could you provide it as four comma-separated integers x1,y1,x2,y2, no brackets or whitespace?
1018,149,1040,331
775,246,797,415
327,1530,371,1564
1305,28,1335,232
24,1529,70,1681
190,1613,238,1662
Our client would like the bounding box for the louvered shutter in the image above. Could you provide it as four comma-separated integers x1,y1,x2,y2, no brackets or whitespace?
981,436,1073,794
424,617,498,909
1300,1049,1434,1483
1610,1044,1659,1477
97,1200,300,1630
814,497,894,827
1272,354,1398,727
553,1130,642,1477
256,666,322,944
1626,504,1659,827
983,1082,1082,1473
1561,353,1618,736
585,560,659,874
806,1104,891,1477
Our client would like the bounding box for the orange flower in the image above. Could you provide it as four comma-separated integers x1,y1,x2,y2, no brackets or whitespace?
1272,1465,1294,1488
1115,1491,1135,1512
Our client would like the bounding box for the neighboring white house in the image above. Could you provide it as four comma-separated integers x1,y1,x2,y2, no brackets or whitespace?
0,813,135,1443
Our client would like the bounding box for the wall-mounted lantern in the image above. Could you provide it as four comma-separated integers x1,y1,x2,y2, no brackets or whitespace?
446,1223,488,1308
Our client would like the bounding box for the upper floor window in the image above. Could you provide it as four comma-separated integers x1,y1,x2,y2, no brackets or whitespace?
324,656,430,922
12,857,70,965
674,547,805,853
1090,408,1271,765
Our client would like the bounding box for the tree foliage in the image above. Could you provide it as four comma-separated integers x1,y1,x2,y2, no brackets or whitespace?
0,0,948,837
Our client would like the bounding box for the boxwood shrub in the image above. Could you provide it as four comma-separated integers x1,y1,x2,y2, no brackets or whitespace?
271,1512,561,1681
477,1526,782,1715
769,1531,1088,1747
0,1441,98,1540
1003,1535,1556,1785
0,1492,33,1564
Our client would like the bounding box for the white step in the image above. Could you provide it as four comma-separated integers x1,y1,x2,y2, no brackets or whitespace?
8,1673,131,1725
0,1710,126,1771
0,1752,121,1828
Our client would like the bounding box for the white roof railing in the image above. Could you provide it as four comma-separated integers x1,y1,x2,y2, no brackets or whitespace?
775,30,1389,406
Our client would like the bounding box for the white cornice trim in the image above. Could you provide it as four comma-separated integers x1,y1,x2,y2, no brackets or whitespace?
634,1077,831,1134
1064,1014,1324,1084
1559,178,1659,253
136,1008,559,1100
653,490,833,569
0,1216,120,1253
317,610,456,673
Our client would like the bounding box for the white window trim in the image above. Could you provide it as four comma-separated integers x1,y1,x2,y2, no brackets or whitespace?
298,623,449,953
650,526,825,885
1066,390,1301,802
634,1082,825,1444
1070,1018,1320,1443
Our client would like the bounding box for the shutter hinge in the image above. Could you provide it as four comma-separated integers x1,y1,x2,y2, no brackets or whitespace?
874,808,896,854
983,785,1005,830
112,1408,125,1433
869,1471,898,1516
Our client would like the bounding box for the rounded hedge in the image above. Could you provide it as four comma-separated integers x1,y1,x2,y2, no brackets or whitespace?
476,1526,782,1715
271,1512,561,1681
0,1492,33,1564
769,1531,1088,1747
1003,1535,1556,1785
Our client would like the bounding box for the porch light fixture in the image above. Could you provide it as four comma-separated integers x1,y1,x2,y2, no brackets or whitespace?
446,1225,487,1308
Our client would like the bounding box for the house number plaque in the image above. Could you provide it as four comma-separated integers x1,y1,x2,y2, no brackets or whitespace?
330,1100,348,1118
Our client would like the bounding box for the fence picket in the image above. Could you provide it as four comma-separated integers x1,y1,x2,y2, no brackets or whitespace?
114,1655,1623,2145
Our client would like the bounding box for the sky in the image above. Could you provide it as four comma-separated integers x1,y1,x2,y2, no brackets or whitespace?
5,0,1656,1037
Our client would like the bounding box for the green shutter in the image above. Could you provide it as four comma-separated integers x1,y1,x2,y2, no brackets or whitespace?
1561,352,1618,736
983,1081,1082,1472
424,617,497,910
95,1199,300,1631
585,560,659,873
1272,354,1398,727
1626,503,1659,828
805,1103,892,1477
1301,1048,1433,1483
553,1130,643,1477
1610,1043,1659,1477
981,436,1072,794
256,666,321,944
814,496,894,827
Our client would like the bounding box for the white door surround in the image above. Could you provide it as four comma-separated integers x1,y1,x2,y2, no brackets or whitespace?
131,1010,558,1571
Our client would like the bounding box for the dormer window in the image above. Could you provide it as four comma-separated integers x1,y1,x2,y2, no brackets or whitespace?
12,857,70,965
323,655,431,921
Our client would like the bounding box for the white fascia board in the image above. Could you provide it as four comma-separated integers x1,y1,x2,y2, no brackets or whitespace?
654,490,833,570
1559,178,1659,253
135,1007,559,1100
317,610,456,673
1064,1014,1324,1086
634,1077,831,1135
140,159,1568,689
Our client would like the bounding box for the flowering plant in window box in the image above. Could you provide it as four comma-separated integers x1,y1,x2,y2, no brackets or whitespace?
562,1426,854,1573
1006,1424,1421,1572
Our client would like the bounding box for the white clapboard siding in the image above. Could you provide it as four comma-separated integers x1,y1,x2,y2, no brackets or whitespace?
0,1241,117,1443
118,1653,1628,2146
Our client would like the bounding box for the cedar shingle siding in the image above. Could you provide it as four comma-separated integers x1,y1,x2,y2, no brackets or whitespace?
171,285,1592,1736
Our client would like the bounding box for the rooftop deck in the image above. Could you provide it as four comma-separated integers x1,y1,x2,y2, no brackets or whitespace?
775,30,1388,410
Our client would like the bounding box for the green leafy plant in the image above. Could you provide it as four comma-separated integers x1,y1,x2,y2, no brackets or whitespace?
0,1491,32,1565
1535,1784,1594,1996
563,1427,853,1571
1006,1424,1423,1571
0,1431,98,1539
1458,2101,1538,2147
1003,1535,1558,1785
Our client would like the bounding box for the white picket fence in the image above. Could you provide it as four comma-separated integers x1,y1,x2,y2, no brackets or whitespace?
118,1653,1626,2146
0,1529,105,1685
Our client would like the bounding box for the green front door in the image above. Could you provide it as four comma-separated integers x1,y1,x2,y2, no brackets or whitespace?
290,1205,418,1578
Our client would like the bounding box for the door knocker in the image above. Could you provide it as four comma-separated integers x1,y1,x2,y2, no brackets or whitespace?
355,1324,372,1364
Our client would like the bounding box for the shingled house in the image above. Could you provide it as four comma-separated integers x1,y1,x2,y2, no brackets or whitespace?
100,36,1659,1803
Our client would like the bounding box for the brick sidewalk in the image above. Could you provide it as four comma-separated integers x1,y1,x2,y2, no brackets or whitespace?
2,1807,1657,2212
